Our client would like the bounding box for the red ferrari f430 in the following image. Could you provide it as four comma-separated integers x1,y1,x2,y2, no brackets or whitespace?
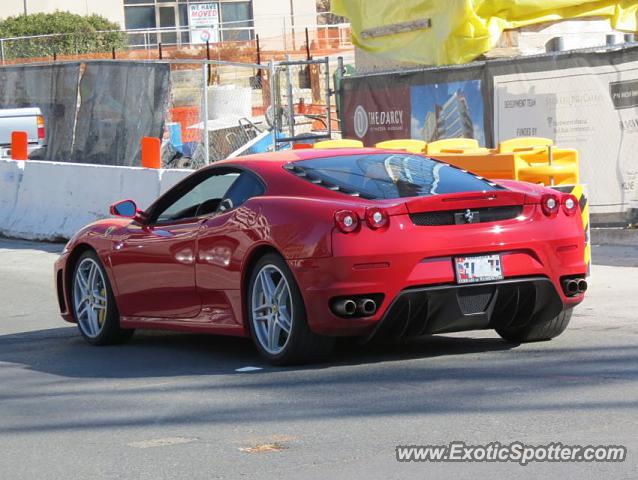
55,149,588,364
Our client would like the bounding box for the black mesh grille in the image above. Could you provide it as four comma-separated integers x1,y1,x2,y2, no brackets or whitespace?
457,287,494,314
410,205,523,226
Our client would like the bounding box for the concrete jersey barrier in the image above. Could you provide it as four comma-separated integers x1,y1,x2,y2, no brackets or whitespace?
0,158,192,241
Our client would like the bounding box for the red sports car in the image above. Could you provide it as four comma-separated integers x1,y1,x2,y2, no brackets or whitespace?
54,148,587,364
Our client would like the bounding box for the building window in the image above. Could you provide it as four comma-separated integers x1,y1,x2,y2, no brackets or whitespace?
221,2,253,41
124,6,156,29
178,4,190,43
123,1,254,45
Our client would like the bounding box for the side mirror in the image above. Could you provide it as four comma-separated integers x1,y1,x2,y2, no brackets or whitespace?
109,199,145,223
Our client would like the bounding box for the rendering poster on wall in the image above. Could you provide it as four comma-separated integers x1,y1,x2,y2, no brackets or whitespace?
410,80,486,146
493,62,638,217
189,3,220,44
341,84,411,145
341,71,487,147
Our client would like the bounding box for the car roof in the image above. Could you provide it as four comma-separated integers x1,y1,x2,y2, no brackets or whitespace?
213,147,398,168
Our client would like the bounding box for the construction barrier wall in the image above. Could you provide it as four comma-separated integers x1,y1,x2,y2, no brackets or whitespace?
0,62,171,166
0,63,80,160
73,61,171,166
0,158,191,241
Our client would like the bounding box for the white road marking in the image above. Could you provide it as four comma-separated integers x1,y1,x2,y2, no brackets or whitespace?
127,437,198,449
235,366,263,372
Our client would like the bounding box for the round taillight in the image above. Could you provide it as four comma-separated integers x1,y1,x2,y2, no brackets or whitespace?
334,210,359,233
562,194,578,216
365,207,389,229
541,193,560,217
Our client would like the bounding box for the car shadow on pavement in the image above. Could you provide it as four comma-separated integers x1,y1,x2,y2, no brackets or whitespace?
2,325,638,435
0,325,518,379
0,237,65,254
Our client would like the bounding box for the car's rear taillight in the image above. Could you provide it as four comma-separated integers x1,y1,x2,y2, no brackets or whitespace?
365,207,389,229
334,210,359,233
562,194,578,216
37,115,45,144
541,193,560,217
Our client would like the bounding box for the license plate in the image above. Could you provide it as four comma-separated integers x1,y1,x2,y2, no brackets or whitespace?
455,254,503,284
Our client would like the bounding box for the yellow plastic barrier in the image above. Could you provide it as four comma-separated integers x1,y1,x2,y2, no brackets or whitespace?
426,138,486,154
497,137,553,153
314,139,364,149
432,152,519,179
422,137,579,186
375,139,426,153
515,146,579,185
423,138,515,179
316,136,578,185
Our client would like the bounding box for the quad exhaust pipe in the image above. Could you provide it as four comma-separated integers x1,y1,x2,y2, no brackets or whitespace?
562,279,579,296
332,299,357,317
561,278,587,297
357,298,377,316
577,279,588,293
332,298,378,317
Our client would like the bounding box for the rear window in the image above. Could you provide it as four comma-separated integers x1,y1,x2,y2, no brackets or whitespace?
287,153,502,199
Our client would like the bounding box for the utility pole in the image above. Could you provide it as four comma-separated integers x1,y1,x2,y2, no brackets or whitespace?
289,0,296,50
23,0,28,15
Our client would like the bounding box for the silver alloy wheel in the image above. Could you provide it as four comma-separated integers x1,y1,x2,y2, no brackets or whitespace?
251,264,293,355
73,258,108,338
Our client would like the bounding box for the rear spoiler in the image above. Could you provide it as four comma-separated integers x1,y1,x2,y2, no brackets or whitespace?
376,190,541,216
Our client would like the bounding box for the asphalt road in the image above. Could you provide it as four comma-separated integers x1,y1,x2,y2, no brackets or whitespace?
1,238,637,479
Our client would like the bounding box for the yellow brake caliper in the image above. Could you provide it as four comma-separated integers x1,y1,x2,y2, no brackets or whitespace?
98,288,106,325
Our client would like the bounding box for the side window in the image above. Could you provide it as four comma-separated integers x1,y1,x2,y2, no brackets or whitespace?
221,172,265,211
155,172,239,223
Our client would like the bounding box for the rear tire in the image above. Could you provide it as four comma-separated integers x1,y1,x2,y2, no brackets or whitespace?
247,253,334,365
496,308,572,343
71,250,134,346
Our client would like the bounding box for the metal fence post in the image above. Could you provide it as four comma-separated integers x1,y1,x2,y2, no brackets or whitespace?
285,55,296,143
256,34,261,64
269,60,277,150
334,56,344,121
282,18,287,51
324,57,332,139
0,39,4,65
202,62,210,165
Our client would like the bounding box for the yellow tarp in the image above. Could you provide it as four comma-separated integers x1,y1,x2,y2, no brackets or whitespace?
332,0,638,65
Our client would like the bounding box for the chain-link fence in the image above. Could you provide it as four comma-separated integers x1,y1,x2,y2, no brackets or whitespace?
0,22,352,65
269,58,334,145
162,59,268,168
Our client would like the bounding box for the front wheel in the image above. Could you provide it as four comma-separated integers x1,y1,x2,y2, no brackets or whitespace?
496,309,572,343
71,251,134,345
247,253,334,365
